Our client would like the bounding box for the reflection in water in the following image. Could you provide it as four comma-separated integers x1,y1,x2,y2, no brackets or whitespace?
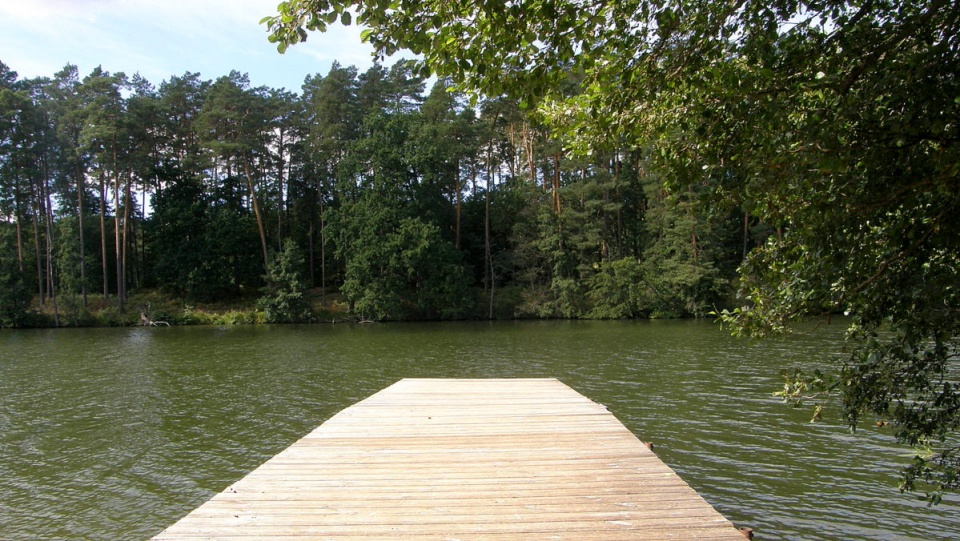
0,321,956,540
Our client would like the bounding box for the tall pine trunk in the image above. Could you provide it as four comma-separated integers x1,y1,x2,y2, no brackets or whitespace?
552,153,562,217
454,157,461,250
276,130,286,251
112,148,125,313
31,174,44,303
76,163,87,309
15,218,23,272
44,187,59,326
120,168,132,309
485,153,495,320
41,157,59,326
99,169,108,299
242,155,270,269
613,156,623,258
14,177,24,272
319,187,327,308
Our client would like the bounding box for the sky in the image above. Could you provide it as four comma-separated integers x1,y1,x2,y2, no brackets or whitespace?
0,0,391,92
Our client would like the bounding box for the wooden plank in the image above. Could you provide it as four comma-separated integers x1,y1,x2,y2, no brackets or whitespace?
152,378,747,540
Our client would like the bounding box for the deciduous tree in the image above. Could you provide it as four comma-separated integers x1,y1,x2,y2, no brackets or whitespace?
266,0,960,500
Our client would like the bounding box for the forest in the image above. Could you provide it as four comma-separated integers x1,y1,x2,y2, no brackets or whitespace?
3,0,956,501
0,58,759,327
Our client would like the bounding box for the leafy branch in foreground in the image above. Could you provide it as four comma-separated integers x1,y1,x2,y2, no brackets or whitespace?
264,0,960,501
773,368,837,422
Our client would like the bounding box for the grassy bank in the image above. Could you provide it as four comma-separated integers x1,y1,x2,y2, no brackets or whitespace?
22,289,351,328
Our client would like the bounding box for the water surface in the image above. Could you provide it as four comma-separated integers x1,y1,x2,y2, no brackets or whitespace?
1,320,957,539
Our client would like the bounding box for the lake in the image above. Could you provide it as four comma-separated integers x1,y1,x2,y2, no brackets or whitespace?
1,320,957,539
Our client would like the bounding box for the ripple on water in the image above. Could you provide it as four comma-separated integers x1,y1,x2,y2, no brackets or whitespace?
0,321,958,540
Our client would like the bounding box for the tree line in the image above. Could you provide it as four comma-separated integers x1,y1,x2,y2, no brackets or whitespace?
0,58,761,326
267,0,959,501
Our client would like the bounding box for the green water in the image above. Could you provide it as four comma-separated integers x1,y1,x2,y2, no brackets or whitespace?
1,321,957,540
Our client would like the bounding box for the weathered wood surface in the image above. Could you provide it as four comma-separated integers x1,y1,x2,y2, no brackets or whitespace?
152,378,747,540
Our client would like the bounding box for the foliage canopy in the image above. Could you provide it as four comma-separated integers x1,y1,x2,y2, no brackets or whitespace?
266,0,960,500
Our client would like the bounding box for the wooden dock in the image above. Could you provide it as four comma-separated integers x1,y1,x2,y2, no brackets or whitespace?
152,378,748,540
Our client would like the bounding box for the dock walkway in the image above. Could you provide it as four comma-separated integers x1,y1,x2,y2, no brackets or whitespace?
152,378,747,540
